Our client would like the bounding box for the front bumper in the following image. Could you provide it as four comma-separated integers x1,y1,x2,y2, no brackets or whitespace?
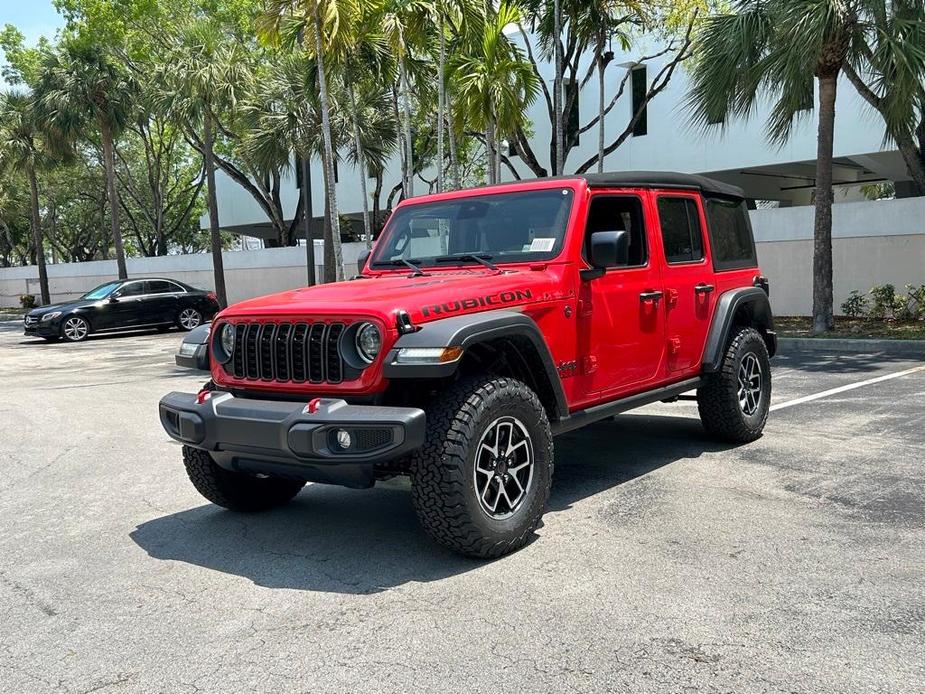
24,321,59,337
158,392,426,487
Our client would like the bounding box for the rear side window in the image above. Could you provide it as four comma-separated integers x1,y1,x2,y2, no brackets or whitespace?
705,198,757,270
147,280,179,294
657,197,703,263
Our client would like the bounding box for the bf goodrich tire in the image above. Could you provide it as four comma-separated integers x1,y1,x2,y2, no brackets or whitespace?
182,445,305,511
410,376,554,559
697,326,771,443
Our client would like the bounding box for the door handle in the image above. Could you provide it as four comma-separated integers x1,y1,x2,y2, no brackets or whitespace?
639,290,663,302
694,283,715,294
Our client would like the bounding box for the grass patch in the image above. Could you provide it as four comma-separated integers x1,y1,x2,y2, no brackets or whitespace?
776,316,925,340
0,307,27,315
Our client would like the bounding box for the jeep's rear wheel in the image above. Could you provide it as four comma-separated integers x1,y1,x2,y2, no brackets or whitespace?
182,445,305,511
409,376,553,559
697,326,771,443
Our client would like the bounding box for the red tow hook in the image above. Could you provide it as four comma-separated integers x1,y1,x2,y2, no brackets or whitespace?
304,398,323,414
196,389,214,405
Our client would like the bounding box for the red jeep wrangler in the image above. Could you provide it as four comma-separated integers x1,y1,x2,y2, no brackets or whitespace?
160,172,775,558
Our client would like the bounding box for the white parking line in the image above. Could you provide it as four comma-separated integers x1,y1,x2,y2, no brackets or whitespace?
770,364,925,412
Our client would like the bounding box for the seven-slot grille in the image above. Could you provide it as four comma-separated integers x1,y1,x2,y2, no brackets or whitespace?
226,322,347,384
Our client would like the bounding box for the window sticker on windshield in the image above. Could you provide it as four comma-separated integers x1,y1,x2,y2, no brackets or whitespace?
529,237,556,252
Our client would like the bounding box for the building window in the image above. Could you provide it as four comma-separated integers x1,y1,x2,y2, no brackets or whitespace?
295,155,304,189
631,66,647,137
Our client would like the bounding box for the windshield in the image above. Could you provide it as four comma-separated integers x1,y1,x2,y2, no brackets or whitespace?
371,188,574,268
81,281,121,300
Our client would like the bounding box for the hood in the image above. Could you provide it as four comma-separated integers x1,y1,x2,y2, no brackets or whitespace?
220,266,569,325
27,300,94,317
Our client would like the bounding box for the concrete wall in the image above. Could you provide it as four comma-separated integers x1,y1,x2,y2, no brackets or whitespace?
750,197,925,315
3,198,924,314
0,243,368,308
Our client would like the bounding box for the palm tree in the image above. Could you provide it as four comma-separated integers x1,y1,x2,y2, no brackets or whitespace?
154,21,250,307
37,43,134,280
0,92,64,304
686,0,878,334
453,1,538,183
842,0,925,194
260,0,357,283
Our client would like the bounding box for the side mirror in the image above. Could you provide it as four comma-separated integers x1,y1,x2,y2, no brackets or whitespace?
582,230,629,280
356,249,371,273
109,294,120,303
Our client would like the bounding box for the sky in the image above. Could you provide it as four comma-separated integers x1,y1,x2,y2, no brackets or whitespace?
0,0,64,46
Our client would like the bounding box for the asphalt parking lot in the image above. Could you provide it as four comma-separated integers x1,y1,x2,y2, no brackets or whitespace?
1,321,923,693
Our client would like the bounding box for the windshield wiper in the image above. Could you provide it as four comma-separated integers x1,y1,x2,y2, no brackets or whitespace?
434,253,500,273
374,258,429,277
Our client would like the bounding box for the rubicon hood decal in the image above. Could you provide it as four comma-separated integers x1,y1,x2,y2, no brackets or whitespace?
421,289,533,318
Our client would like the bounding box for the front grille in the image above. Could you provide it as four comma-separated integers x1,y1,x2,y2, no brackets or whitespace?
226,321,348,384
24,315,37,326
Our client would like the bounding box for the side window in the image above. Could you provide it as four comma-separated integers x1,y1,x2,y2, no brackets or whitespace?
146,280,177,294
657,197,704,264
116,282,145,297
584,195,647,267
705,198,757,271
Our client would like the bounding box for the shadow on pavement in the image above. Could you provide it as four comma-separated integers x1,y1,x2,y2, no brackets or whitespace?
776,350,920,374
17,327,179,346
131,412,738,594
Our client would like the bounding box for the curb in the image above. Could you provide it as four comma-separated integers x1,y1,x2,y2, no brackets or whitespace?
779,337,925,357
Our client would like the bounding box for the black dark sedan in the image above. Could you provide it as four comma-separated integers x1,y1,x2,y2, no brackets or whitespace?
24,278,220,342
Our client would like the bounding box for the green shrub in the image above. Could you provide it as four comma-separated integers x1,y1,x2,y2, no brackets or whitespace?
893,293,915,322
869,284,896,319
840,290,868,318
19,294,36,309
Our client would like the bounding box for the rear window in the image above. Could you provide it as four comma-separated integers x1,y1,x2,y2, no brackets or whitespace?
704,198,757,271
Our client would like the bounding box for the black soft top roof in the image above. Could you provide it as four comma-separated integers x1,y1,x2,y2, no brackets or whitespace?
573,171,744,199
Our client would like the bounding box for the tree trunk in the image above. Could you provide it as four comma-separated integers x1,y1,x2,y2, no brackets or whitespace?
203,108,228,308
401,60,415,197
100,118,127,279
437,16,446,194
447,92,460,189
313,2,344,282
894,131,925,196
597,54,605,174
812,73,837,334
27,163,50,305
300,154,316,286
553,0,563,175
485,122,496,184
348,84,373,248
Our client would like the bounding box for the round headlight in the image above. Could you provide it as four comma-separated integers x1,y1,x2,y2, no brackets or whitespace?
220,323,235,359
355,322,382,364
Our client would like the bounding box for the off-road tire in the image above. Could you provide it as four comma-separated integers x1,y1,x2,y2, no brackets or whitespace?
697,326,771,443
182,445,305,511
410,376,554,559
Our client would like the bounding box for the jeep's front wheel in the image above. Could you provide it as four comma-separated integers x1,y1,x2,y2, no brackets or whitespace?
410,377,553,559
182,445,305,511
697,326,771,443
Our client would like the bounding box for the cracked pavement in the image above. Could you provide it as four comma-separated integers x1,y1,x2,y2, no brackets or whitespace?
0,321,923,692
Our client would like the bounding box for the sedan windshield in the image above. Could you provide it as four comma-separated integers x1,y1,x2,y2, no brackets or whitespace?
81,282,121,300
371,188,574,268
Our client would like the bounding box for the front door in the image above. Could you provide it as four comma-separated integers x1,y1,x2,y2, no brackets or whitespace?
103,280,147,329
575,193,666,401
654,193,715,375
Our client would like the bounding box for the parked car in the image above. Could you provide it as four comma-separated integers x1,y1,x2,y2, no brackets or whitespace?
159,172,775,558
175,323,211,370
24,278,220,342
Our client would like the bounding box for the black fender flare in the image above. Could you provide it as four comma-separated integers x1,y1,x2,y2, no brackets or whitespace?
383,310,568,418
702,287,776,373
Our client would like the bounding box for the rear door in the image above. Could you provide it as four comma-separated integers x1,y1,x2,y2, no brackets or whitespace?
144,280,183,323
654,192,715,375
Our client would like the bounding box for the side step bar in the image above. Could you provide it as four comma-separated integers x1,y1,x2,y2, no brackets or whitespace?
551,377,702,436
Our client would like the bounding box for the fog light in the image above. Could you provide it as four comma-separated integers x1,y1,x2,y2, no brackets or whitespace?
335,429,352,450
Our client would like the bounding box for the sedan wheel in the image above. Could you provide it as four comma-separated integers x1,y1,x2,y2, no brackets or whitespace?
62,316,90,342
177,308,202,331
